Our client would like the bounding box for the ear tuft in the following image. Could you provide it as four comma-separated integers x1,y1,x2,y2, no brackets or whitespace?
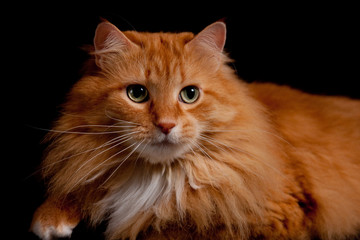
187,22,227,52
93,22,136,68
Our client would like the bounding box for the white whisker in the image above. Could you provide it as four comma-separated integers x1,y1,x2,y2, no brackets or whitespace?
73,134,138,176
199,135,233,154
183,144,203,189
26,126,138,179
199,133,289,181
189,140,217,186
192,140,214,161
38,134,133,172
73,140,138,188
204,128,293,147
65,124,136,129
30,122,138,135
199,134,262,177
105,109,141,126
41,128,136,135
199,134,238,155
134,141,149,164
100,139,146,186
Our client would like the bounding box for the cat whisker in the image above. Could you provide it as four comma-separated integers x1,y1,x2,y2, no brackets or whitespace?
198,135,232,155
26,132,136,180
200,133,260,159
29,120,137,132
73,133,139,176
191,140,216,162
47,132,137,168
99,139,146,187
189,140,218,187
199,134,240,155
71,140,138,190
182,145,203,189
134,141,149,164
199,134,289,181
43,128,136,135
65,124,137,129
67,132,139,189
104,109,141,126
199,134,263,178
203,128,293,147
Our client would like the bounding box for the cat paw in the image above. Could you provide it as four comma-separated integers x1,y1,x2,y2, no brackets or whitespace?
31,220,76,240
30,197,81,240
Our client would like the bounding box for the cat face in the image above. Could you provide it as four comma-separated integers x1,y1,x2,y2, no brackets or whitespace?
105,54,204,164
66,21,241,165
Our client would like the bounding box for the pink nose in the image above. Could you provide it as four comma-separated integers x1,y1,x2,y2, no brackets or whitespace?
157,122,176,134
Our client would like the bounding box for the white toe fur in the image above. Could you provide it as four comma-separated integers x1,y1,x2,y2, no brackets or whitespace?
31,220,76,240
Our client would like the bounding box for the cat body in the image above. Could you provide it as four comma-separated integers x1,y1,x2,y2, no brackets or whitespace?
31,21,360,240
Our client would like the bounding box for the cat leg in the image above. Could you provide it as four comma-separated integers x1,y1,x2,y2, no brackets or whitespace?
30,196,81,240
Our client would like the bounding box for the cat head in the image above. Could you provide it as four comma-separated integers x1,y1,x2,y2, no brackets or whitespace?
43,23,279,234
57,21,250,165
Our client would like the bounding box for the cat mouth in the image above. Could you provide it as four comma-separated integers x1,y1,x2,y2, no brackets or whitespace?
140,138,188,164
151,139,177,147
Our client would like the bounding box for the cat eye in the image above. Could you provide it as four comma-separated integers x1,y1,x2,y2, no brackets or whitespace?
179,86,200,104
127,85,149,103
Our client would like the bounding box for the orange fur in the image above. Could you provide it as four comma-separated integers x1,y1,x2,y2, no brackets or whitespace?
31,21,360,240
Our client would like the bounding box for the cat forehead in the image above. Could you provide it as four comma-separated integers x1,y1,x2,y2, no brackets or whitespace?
120,31,195,83
123,31,195,50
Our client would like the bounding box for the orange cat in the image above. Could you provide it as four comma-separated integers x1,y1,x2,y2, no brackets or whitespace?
30,20,360,240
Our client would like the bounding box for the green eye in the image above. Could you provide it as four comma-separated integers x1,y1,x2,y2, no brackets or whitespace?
127,84,149,103
180,86,200,104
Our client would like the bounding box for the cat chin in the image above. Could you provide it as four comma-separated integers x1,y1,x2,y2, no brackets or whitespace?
141,142,189,164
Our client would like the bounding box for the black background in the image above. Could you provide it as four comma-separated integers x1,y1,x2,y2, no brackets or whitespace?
7,3,358,239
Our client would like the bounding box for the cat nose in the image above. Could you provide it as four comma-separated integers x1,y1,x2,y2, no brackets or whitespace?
157,122,176,135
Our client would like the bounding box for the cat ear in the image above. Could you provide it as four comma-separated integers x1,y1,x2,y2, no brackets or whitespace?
93,21,136,68
187,21,226,53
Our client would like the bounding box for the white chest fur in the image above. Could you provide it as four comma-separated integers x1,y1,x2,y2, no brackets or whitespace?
96,164,188,237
